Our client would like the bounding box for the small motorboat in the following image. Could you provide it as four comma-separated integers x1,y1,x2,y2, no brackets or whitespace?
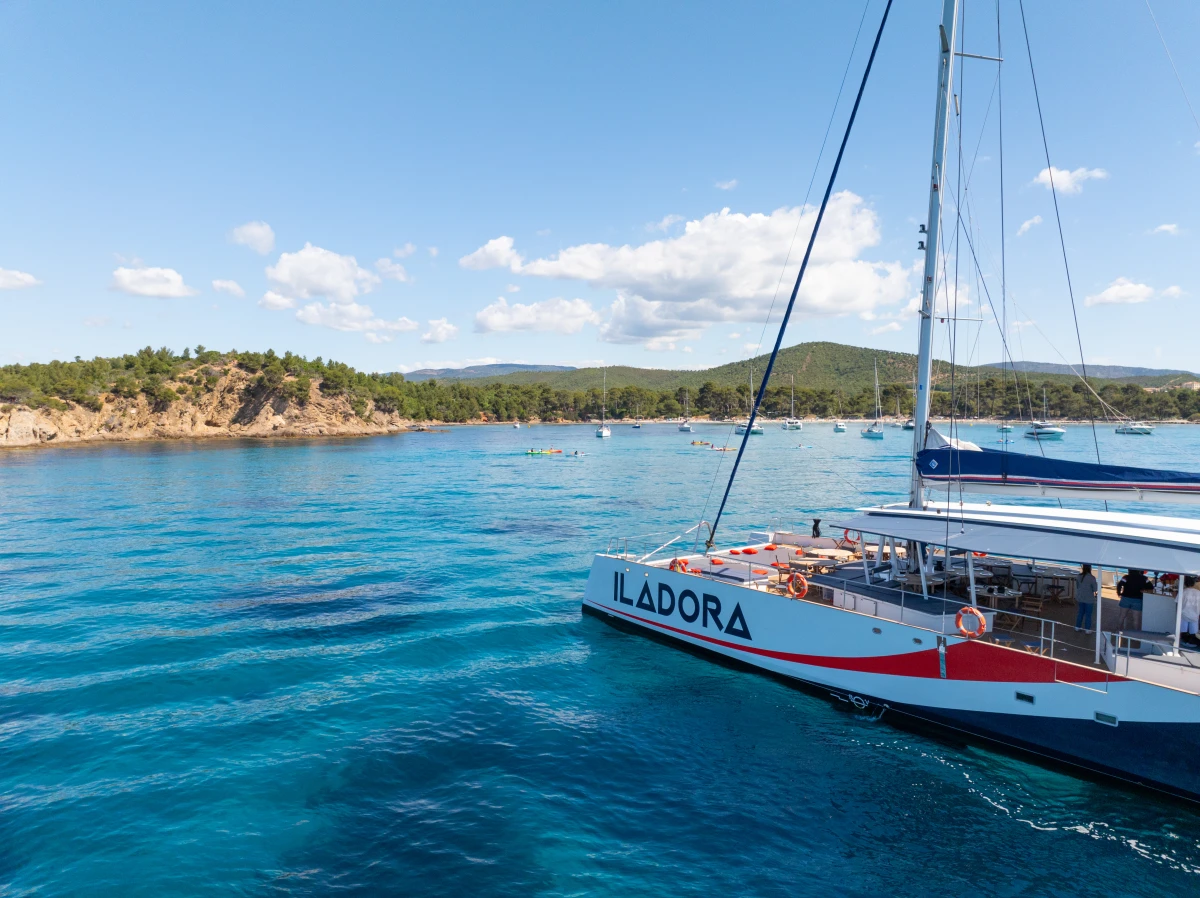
996,423,1013,433
902,418,915,430
1024,421,1065,440
1116,421,1154,435
834,420,847,433
513,422,520,428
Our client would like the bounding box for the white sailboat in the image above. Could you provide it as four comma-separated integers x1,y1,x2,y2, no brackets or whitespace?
861,360,884,439
678,389,693,432
1024,387,1064,440
735,366,764,434
581,0,1200,803
596,368,611,438
781,375,803,431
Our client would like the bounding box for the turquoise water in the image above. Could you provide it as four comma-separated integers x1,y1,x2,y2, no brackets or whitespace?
3,422,1200,895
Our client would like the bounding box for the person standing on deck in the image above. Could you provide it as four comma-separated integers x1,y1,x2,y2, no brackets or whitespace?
1075,564,1097,632
1117,568,1150,633
1182,575,1200,647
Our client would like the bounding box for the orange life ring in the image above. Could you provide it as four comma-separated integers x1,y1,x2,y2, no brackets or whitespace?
786,572,809,598
972,552,987,558
669,558,687,573
844,529,861,546
956,605,987,638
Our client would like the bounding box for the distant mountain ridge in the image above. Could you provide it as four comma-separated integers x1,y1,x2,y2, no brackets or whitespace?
405,363,576,382
984,361,1196,380
439,342,1199,395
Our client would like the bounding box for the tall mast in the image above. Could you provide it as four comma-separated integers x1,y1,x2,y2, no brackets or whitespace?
910,0,961,508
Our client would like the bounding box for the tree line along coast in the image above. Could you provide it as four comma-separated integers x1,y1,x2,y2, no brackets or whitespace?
3,346,1200,431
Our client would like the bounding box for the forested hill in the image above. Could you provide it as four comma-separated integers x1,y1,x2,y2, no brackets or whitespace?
482,341,1180,394
5,345,1200,429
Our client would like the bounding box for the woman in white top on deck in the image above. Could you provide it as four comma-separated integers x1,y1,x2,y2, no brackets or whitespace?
1182,575,1200,648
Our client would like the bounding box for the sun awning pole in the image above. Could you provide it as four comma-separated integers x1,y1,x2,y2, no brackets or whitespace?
862,535,872,584
967,551,977,606
1095,565,1103,666
918,544,929,600
1175,574,1185,652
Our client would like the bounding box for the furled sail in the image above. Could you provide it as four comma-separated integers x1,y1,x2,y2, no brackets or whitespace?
917,443,1200,504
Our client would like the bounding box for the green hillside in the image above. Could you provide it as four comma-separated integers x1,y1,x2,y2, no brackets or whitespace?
486,341,1099,394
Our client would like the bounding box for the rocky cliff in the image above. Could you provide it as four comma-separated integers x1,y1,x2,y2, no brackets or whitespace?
0,365,410,449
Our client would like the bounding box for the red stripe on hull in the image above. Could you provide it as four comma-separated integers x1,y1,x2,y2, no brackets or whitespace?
598,602,1120,684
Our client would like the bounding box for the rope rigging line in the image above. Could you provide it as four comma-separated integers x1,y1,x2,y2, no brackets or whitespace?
1144,0,1200,139
1018,0,1104,473
693,0,873,538
705,0,895,552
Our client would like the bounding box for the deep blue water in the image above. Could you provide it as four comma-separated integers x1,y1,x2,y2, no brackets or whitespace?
3,421,1200,896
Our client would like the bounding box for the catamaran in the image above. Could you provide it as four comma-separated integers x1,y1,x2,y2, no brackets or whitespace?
582,0,1200,804
861,360,884,439
596,368,611,438
782,375,803,431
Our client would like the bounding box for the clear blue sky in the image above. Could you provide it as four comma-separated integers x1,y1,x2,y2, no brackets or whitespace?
2,0,1198,373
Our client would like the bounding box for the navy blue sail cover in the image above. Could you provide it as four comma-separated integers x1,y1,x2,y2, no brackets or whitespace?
917,447,1200,496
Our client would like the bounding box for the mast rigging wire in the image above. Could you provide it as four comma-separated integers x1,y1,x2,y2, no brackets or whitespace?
693,0,872,538
1018,0,1104,474
705,0,895,552
1144,0,1200,139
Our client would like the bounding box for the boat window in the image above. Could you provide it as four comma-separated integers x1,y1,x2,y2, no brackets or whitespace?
1015,692,1035,705
1095,712,1118,727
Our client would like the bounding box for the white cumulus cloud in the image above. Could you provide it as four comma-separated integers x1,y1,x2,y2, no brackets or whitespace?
376,258,410,282
870,321,903,335
461,193,913,345
394,242,416,258
648,214,683,232
1085,277,1155,307
1017,215,1042,236
474,296,601,334
230,220,275,255
1032,166,1108,195
266,243,379,303
0,267,41,289
459,236,523,272
421,318,459,344
112,266,197,298
260,291,296,310
715,179,738,190
1163,285,1185,298
295,301,417,338
1153,224,1179,235
212,279,245,297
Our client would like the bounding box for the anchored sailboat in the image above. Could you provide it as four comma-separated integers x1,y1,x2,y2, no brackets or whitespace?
596,368,611,438
1024,387,1064,440
782,375,803,430
583,0,1200,804
861,360,884,439
679,389,693,432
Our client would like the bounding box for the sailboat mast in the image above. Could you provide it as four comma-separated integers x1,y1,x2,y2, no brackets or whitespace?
910,0,961,509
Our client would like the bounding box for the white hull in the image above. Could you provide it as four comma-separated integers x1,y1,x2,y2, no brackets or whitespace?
582,554,1200,800
596,426,611,438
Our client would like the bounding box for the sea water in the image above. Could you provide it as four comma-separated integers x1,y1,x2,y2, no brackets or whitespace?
2,422,1199,895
